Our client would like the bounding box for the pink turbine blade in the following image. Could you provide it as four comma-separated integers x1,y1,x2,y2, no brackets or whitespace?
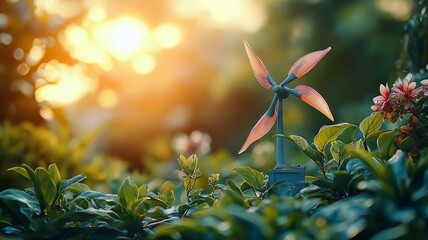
244,40,272,89
288,47,331,78
238,109,277,154
295,85,334,121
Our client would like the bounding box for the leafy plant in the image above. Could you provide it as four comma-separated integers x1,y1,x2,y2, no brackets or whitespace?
0,164,88,239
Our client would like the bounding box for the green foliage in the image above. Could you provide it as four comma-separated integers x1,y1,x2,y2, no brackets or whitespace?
0,122,129,191
0,164,181,239
314,123,357,154
152,151,428,239
1,141,428,239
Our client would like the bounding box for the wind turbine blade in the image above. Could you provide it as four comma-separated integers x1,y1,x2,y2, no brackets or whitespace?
295,85,334,121
244,40,274,89
239,104,277,154
288,47,331,78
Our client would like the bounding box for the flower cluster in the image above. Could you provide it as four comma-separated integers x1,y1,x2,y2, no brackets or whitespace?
371,74,427,120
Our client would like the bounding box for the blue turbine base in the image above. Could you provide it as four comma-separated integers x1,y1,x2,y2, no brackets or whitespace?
268,165,305,197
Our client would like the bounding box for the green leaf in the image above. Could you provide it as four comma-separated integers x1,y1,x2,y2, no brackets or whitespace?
208,173,220,186
178,154,199,177
387,150,409,189
21,164,36,184
348,148,386,179
240,181,252,192
178,203,192,218
398,136,414,152
34,167,57,210
184,176,193,192
286,135,319,160
314,123,356,153
330,140,347,162
377,130,401,159
160,181,175,193
59,174,87,194
233,166,265,191
0,190,39,227
159,190,175,207
178,154,191,175
359,112,383,140
144,196,168,208
138,184,149,197
48,164,61,185
146,206,168,218
118,177,138,209
65,182,90,196
188,154,198,172
7,167,30,180
70,190,118,206
226,179,243,196
331,171,354,192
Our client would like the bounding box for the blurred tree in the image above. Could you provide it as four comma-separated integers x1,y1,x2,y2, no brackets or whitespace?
0,1,84,124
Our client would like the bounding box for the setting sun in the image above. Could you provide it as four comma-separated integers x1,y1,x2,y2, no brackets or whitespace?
92,17,151,61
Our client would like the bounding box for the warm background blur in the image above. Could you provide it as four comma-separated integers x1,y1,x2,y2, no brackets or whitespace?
0,0,416,170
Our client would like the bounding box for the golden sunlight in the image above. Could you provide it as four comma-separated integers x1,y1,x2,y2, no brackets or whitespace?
376,0,413,20
97,89,119,109
86,6,107,22
154,23,182,49
39,105,54,120
35,62,96,106
132,54,156,75
61,24,112,70
171,0,266,32
92,17,151,61
34,0,84,19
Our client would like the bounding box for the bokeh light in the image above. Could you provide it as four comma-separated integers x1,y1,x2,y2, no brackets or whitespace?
376,0,413,20
92,17,152,61
35,62,96,106
132,54,156,75
154,23,182,49
171,0,266,32
34,0,84,19
39,105,54,120
86,6,107,22
97,89,119,109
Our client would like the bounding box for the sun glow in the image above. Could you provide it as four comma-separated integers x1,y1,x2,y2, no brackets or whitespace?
35,62,96,106
54,11,185,106
132,54,156,75
97,89,119,109
92,17,151,61
171,0,266,32
154,23,182,49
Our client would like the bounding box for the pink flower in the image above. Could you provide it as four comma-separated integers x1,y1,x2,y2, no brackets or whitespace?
391,74,422,111
172,130,211,155
421,79,428,97
371,83,394,118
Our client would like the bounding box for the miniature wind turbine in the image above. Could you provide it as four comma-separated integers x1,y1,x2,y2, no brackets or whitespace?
239,40,334,170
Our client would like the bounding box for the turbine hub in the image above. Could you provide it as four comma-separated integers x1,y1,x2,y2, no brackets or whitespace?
272,86,289,99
